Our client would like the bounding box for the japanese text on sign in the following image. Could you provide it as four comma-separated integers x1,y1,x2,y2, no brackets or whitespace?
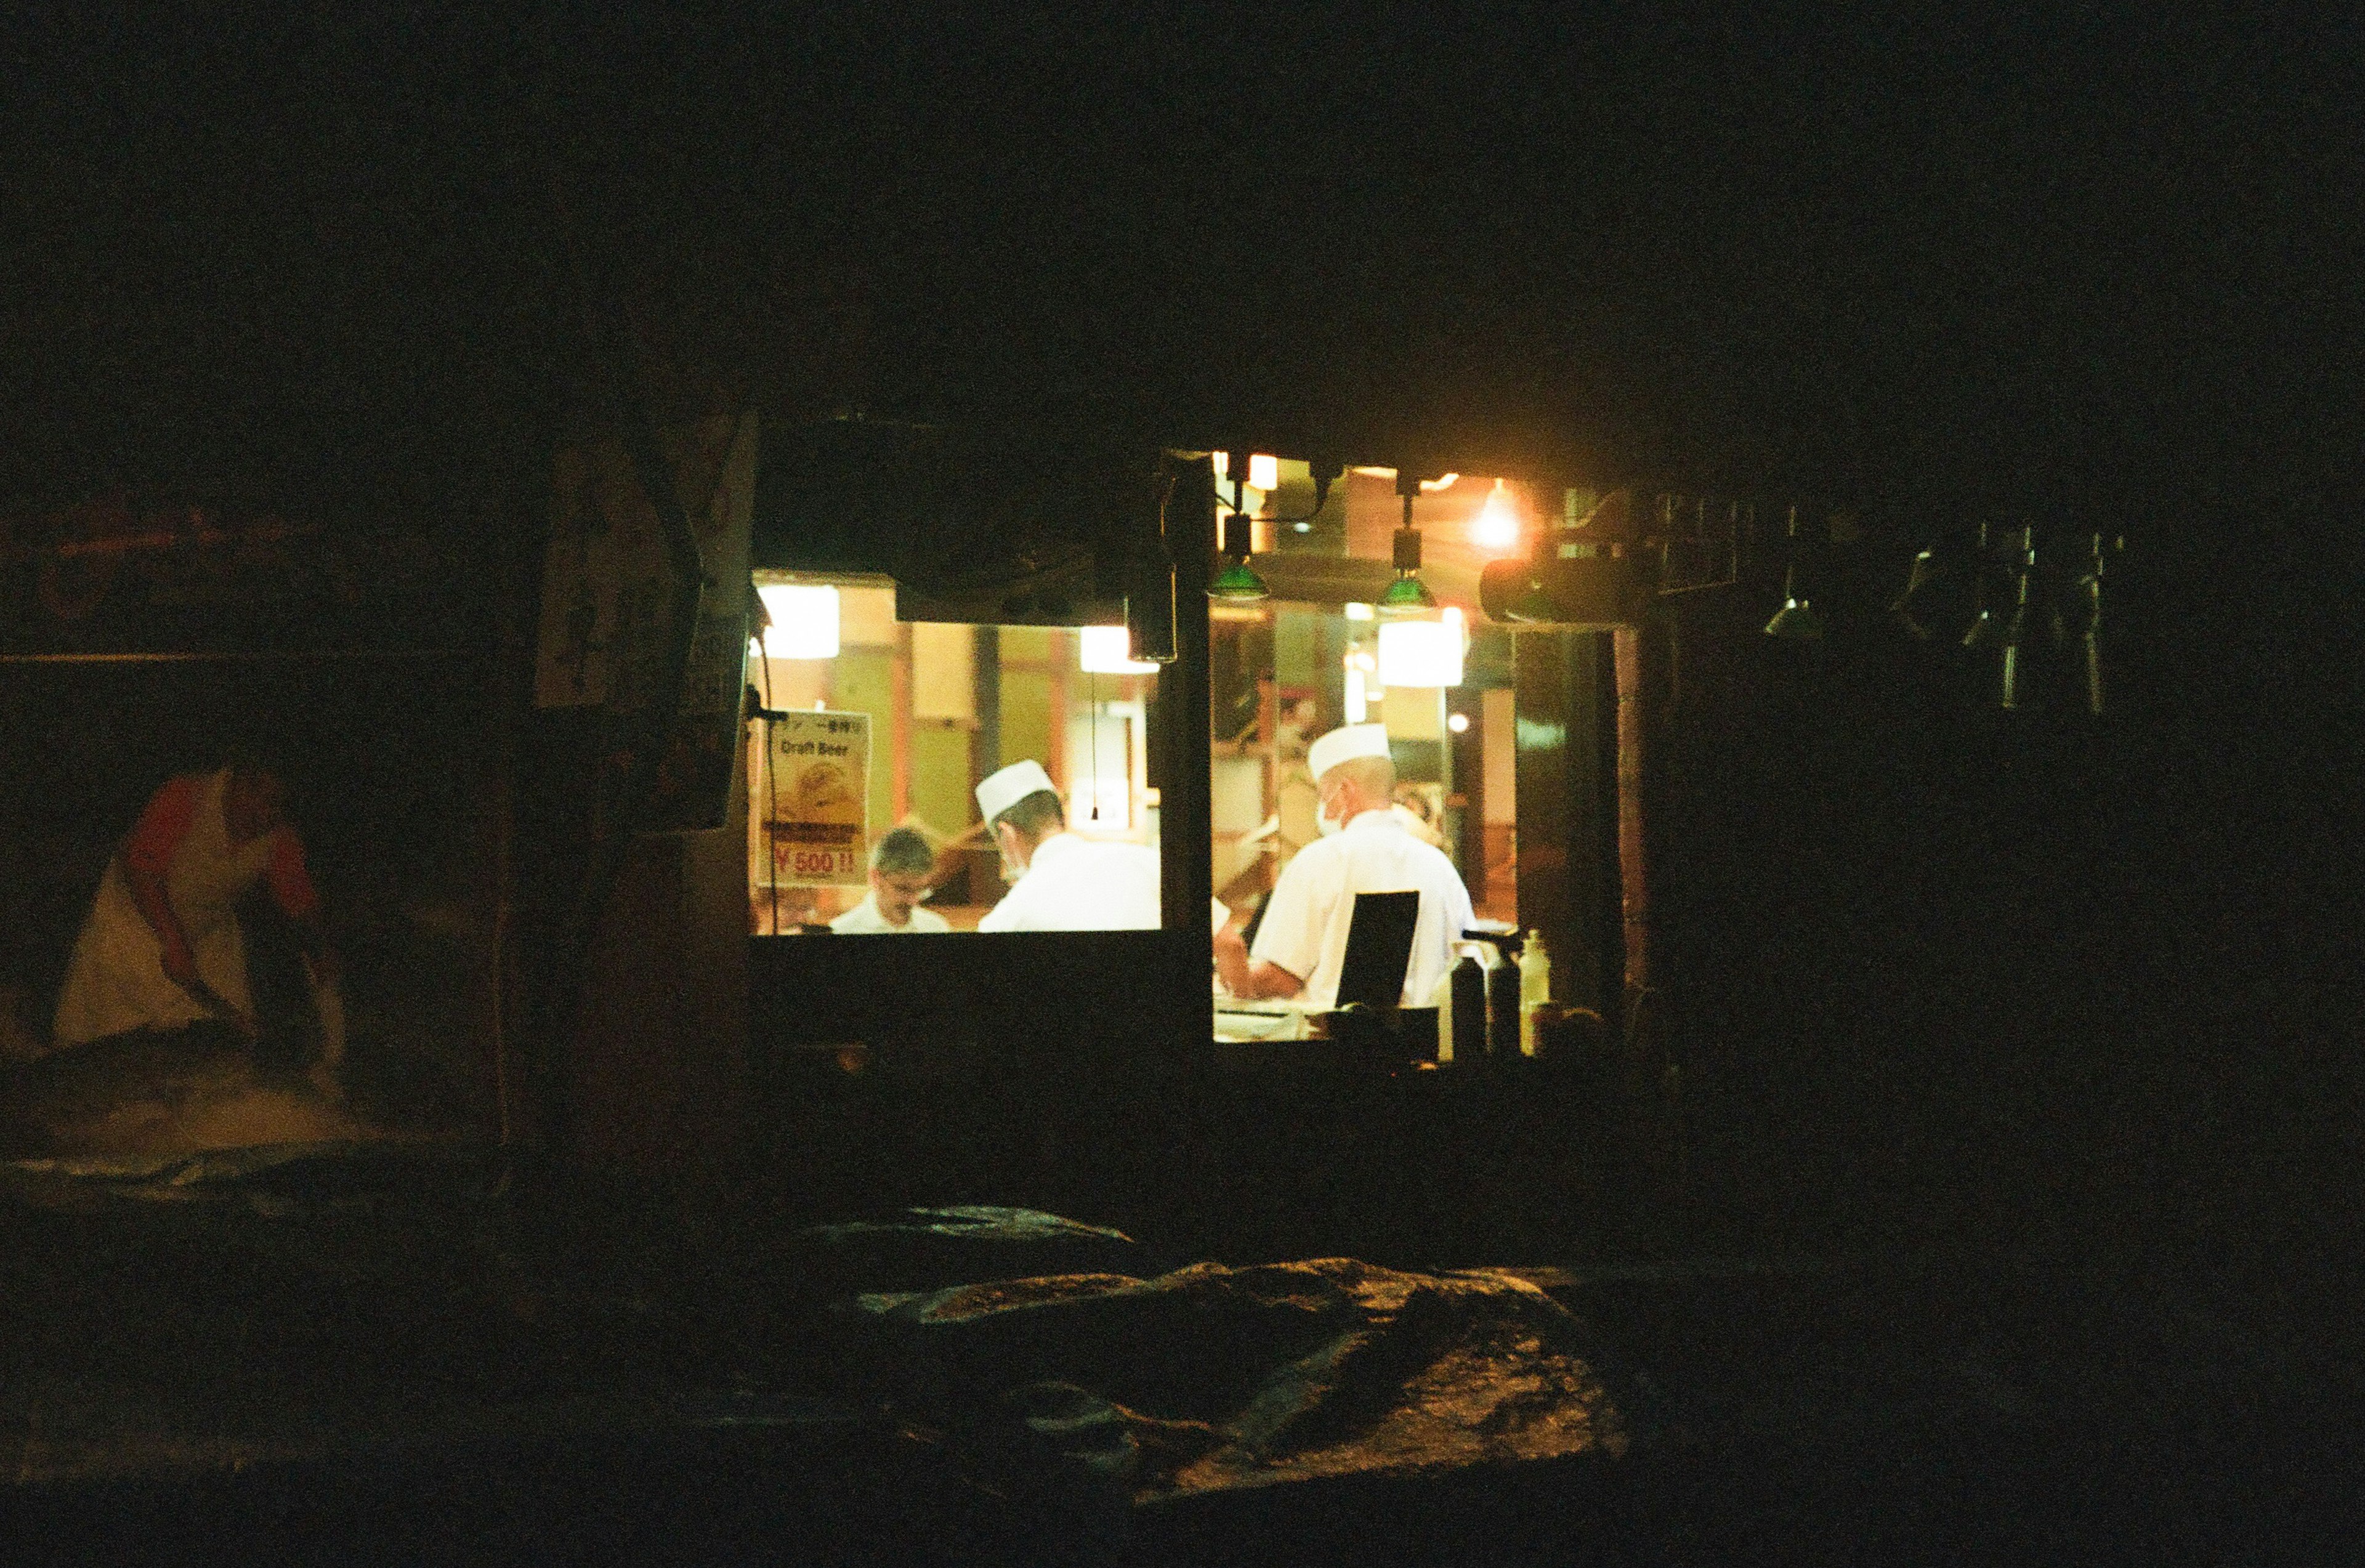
766,710,871,886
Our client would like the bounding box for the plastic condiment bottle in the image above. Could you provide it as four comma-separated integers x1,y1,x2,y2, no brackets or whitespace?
1429,967,1457,1063
1518,928,1552,1056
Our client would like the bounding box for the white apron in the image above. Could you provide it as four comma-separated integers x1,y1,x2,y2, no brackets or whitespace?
51,770,281,1051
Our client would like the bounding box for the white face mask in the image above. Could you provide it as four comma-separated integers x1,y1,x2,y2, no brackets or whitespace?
1317,787,1344,836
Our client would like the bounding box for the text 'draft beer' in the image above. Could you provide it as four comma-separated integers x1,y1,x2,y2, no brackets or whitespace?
765,710,871,887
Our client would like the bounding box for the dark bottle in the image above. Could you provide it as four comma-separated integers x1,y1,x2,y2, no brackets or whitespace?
1486,952,1521,1061
1450,954,1487,1063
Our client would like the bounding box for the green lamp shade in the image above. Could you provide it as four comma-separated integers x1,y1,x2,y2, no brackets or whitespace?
1376,571,1437,616
1209,558,1271,602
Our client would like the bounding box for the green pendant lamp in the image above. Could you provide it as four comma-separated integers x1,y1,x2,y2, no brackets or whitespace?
1208,496,1269,602
1377,490,1437,616
1960,522,2007,650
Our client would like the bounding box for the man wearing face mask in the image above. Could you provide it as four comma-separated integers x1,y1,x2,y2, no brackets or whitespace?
972,760,1162,932
1213,724,1473,1011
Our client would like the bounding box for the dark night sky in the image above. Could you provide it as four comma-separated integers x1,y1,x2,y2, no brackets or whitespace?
7,6,2353,496
3,6,2356,744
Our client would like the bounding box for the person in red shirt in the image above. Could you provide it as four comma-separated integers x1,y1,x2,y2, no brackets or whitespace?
49,764,339,1070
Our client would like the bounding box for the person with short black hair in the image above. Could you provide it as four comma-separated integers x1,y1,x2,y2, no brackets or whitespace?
971,760,1161,932
829,827,952,934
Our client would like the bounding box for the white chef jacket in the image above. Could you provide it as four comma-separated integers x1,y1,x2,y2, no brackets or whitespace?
975,832,1162,932
828,892,951,934
1248,807,1474,1011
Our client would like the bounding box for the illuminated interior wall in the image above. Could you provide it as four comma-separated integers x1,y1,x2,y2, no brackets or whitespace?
827,650,894,834
1483,689,1517,825
746,598,1159,931
908,621,977,839
997,626,1058,786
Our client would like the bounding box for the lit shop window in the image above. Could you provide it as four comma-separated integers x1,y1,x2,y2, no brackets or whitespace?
1199,461,1525,926
746,576,1163,935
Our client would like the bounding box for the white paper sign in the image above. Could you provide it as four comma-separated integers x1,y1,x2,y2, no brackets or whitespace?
765,709,871,886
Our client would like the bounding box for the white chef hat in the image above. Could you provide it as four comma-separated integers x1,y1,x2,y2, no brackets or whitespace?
1307,722,1391,782
976,758,1057,824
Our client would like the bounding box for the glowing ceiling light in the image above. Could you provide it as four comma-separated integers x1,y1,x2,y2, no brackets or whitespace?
1447,711,1471,733
758,583,841,660
1470,479,1521,551
1211,450,1231,479
1078,624,1158,675
1378,608,1465,688
1418,472,1461,493
1343,601,1375,621
1247,453,1280,491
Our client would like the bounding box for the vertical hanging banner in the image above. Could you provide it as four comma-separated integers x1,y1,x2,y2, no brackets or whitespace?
766,710,871,886
644,410,759,833
533,410,758,833
534,443,640,710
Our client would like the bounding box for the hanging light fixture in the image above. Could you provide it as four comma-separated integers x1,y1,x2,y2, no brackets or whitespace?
2071,531,2112,716
1997,525,2063,709
1498,568,1563,624
1961,522,2007,650
1078,625,1158,675
757,582,841,659
1377,607,1465,687
1377,477,1437,616
1998,528,2036,708
1207,467,1269,602
1890,540,1950,639
1762,506,1823,640
1470,479,1522,552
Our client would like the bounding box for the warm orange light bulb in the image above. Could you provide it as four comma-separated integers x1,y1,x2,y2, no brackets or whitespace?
1471,480,1521,551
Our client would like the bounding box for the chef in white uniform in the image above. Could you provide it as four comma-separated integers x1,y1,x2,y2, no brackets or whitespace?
1213,723,1472,1011
972,759,1162,932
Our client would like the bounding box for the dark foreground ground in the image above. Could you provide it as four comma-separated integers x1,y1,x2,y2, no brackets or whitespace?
2,1136,2355,1567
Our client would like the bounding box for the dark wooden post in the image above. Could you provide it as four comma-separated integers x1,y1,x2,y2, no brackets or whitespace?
970,625,1001,794
1153,458,1216,1048
1449,692,1487,900
1513,627,1623,1020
